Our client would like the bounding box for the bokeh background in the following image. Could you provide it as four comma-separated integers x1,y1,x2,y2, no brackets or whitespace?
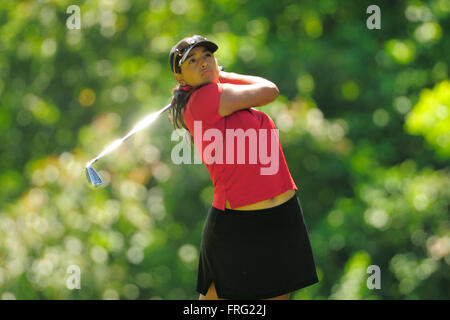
0,0,449,300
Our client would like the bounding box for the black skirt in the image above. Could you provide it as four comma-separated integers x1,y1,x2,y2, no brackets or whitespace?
196,192,319,299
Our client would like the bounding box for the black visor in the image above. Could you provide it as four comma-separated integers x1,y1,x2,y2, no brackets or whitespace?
169,35,218,73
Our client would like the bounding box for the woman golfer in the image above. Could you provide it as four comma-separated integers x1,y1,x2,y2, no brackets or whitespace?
168,35,318,300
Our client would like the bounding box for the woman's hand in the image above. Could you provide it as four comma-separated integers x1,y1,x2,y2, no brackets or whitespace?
220,71,249,84
219,71,279,90
219,70,235,84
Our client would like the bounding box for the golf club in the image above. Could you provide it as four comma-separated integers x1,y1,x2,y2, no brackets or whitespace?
85,103,171,187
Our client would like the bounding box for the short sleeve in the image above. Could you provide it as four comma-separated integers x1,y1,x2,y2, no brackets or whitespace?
187,83,224,125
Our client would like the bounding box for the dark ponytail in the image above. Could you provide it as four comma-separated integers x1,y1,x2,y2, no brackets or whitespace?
168,83,209,145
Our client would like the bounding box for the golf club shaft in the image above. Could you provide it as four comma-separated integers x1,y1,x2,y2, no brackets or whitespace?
86,103,172,167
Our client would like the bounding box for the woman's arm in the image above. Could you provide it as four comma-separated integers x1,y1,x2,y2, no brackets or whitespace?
218,71,279,117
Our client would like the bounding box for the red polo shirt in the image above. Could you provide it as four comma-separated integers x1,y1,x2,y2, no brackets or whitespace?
183,82,298,210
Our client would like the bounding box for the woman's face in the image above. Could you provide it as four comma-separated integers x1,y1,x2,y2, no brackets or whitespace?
175,46,220,87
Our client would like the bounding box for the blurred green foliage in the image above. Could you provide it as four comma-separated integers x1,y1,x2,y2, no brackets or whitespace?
0,0,449,300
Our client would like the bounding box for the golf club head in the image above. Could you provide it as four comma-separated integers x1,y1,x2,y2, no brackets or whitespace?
85,166,103,187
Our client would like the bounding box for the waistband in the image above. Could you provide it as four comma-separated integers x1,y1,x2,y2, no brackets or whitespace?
211,192,298,217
